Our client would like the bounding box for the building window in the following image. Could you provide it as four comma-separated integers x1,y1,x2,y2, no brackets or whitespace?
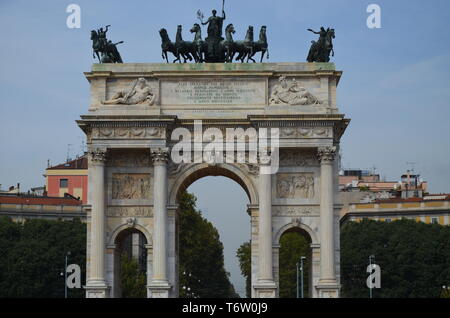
60,179,68,188
431,217,438,224
385,218,392,223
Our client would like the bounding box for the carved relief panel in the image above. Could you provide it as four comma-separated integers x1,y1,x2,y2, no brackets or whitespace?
269,76,323,106
111,173,151,200
104,78,159,106
276,173,315,199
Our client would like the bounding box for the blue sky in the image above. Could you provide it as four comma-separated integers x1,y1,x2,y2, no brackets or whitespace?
1,0,449,296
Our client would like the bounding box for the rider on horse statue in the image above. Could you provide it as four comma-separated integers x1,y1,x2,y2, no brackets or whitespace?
306,27,335,63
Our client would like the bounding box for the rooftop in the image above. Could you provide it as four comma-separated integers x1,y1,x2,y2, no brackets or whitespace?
47,156,87,170
0,194,82,206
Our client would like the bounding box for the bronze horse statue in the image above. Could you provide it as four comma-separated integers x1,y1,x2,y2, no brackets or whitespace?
174,25,196,63
307,27,335,62
159,28,192,63
247,26,269,63
234,26,255,63
190,23,207,63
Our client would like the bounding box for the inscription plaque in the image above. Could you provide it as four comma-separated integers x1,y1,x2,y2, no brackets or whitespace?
161,78,266,106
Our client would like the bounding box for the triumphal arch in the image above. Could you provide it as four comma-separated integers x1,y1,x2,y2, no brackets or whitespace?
78,62,349,298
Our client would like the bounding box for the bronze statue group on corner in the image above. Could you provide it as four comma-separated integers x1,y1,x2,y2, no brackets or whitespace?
90,1,335,64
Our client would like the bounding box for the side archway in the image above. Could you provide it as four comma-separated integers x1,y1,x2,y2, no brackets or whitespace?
107,223,152,298
274,222,317,298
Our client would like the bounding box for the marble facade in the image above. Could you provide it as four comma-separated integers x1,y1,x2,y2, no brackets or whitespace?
78,63,349,298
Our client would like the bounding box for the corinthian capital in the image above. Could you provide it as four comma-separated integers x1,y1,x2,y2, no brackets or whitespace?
317,146,336,163
151,148,170,165
89,148,107,164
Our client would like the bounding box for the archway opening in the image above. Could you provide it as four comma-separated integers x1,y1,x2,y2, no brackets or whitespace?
114,228,148,298
174,165,253,298
278,227,312,298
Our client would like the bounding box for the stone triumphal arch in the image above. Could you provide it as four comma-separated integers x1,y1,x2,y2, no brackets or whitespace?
78,63,349,298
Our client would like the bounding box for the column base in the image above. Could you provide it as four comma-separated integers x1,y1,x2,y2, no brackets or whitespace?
315,282,341,298
148,280,172,298
253,280,277,298
85,281,110,298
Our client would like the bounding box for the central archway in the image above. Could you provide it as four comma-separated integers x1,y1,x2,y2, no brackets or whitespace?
169,163,259,206
169,163,258,297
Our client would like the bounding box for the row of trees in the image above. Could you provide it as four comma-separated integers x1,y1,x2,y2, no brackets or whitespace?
237,219,450,298
1,209,449,297
341,219,450,298
0,216,86,298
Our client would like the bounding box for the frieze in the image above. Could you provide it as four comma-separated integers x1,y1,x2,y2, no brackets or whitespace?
280,127,331,138
93,127,164,139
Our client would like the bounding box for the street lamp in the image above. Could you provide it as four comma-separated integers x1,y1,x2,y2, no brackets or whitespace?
442,285,450,298
369,255,375,299
296,256,306,298
64,251,71,298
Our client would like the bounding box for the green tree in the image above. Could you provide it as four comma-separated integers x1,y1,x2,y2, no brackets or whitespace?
236,241,251,298
237,231,311,298
0,216,86,298
178,192,238,298
341,219,450,298
120,254,146,298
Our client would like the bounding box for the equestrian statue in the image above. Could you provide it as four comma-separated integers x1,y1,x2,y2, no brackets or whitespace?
90,25,124,63
306,27,335,63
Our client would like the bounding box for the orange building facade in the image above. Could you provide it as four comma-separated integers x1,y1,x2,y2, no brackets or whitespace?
45,156,88,203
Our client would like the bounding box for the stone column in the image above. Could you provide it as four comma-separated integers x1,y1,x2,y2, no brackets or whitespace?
254,162,277,298
316,146,340,298
148,148,171,298
85,149,109,298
